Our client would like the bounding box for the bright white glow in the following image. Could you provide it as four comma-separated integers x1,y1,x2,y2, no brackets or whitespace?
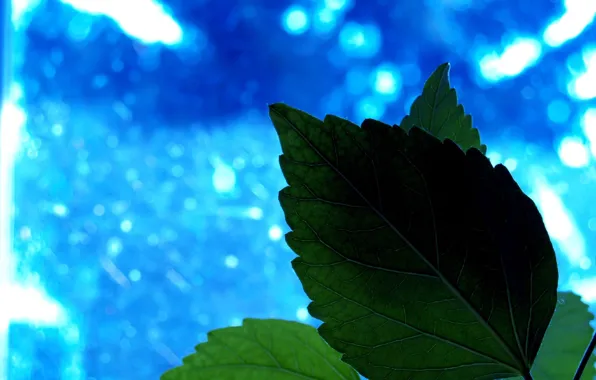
1,101,26,161
557,136,590,168
324,0,350,11
486,151,502,165
372,65,401,96
342,28,364,47
282,6,309,35
374,71,396,93
4,285,66,325
531,177,586,267
1,93,77,374
339,22,381,58
224,255,239,269
478,0,595,84
268,225,283,241
52,203,69,217
313,7,337,34
296,307,309,321
0,92,76,374
60,0,184,45
581,108,596,157
3,8,83,378
120,219,133,233
543,0,596,47
569,276,596,303
580,257,592,270
245,207,263,220
568,48,596,100
503,158,518,172
479,38,542,82
212,164,236,193
0,82,29,380
11,0,43,29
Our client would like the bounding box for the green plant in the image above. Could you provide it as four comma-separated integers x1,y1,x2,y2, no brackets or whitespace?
161,64,596,380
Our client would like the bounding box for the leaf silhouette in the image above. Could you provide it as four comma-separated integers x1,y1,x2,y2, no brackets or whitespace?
161,318,360,380
270,103,559,380
399,63,487,154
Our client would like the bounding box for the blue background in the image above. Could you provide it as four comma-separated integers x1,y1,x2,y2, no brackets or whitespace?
3,0,596,378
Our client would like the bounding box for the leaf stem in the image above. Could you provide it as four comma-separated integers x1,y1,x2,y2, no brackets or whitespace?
523,372,533,380
573,331,596,380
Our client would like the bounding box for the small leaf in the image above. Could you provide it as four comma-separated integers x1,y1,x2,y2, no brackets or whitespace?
160,318,360,380
524,291,596,379
269,103,558,380
399,63,487,154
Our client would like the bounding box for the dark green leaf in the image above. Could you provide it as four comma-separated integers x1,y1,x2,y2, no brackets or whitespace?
524,291,595,379
269,103,558,380
399,63,487,154
160,318,360,380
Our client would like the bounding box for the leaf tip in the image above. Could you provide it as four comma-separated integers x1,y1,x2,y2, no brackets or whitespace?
438,62,451,70
268,102,286,115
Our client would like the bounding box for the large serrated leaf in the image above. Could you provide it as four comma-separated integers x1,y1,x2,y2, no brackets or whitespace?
523,291,596,380
399,63,487,154
269,103,558,380
161,318,360,380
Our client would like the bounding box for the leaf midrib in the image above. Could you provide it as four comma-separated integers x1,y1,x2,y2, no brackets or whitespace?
273,107,526,375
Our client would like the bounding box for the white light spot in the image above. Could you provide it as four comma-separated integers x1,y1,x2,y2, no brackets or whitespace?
479,38,542,82
268,225,283,241
282,5,309,35
581,108,596,157
60,0,184,45
224,255,239,269
4,285,66,325
246,207,263,220
52,203,69,217
532,179,586,267
313,7,337,33
325,0,350,11
372,65,401,96
296,307,309,321
503,158,518,172
569,48,596,100
107,237,123,257
543,1,596,47
339,22,381,58
487,151,502,165
212,164,236,193
557,136,590,168
51,124,64,136
120,219,133,233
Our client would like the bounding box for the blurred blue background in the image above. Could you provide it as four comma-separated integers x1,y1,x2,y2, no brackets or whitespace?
2,0,596,378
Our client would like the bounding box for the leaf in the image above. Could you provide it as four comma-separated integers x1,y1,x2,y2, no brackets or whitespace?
269,103,559,380
160,318,361,380
399,63,487,154
523,291,595,379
